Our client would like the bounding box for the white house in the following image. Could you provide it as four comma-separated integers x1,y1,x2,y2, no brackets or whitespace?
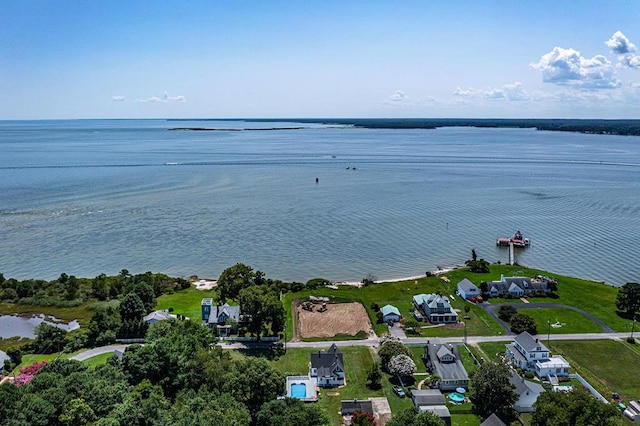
510,372,545,413
505,332,570,379
457,278,480,300
381,304,401,323
310,343,345,387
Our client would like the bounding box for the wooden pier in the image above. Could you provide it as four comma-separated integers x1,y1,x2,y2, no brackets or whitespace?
509,242,515,265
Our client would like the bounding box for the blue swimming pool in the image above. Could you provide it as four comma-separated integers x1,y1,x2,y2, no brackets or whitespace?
291,383,307,399
449,392,465,403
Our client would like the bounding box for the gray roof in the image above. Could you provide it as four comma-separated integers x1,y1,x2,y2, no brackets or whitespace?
457,278,479,293
207,303,240,324
411,389,446,406
505,343,527,364
340,399,373,415
480,413,507,426
424,340,469,383
143,310,171,322
418,405,451,418
514,331,548,353
311,344,344,378
510,372,545,397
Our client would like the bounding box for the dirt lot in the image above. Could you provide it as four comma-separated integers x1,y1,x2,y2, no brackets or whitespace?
297,302,374,339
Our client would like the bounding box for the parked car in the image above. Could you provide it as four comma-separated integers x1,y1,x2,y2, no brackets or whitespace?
393,385,406,398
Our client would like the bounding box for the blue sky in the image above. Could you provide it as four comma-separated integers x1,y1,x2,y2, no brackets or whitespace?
2,1,640,119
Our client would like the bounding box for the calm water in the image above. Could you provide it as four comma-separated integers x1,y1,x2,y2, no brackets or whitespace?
1,120,639,286
0,314,80,338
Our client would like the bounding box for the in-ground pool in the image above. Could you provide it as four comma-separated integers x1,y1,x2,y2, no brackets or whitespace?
448,392,465,404
290,383,307,399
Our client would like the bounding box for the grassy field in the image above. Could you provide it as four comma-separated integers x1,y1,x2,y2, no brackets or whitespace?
82,352,114,368
517,308,603,334
283,274,505,340
454,264,627,332
550,340,640,402
155,286,216,320
473,341,510,362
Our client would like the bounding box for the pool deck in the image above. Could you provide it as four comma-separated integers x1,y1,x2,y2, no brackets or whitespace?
286,375,318,402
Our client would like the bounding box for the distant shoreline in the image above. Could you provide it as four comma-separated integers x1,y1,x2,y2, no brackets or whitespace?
166,118,640,137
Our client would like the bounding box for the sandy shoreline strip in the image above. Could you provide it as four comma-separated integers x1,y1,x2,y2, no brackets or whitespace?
332,265,464,287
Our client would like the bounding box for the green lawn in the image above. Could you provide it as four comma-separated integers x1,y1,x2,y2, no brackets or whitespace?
452,264,627,332
550,340,640,402
474,341,510,363
283,275,504,340
82,352,114,368
515,308,602,334
155,286,216,320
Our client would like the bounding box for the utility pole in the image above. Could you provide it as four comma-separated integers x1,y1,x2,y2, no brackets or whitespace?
631,315,637,341
547,319,551,345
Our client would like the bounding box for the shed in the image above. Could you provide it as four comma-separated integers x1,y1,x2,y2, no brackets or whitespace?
381,304,401,323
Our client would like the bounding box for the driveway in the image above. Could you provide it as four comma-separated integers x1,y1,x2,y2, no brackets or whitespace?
388,322,407,339
70,344,129,362
482,302,615,335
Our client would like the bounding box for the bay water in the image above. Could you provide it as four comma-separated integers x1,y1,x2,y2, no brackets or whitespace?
1,120,639,286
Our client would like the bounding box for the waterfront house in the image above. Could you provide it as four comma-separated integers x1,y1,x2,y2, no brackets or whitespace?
505,331,570,379
487,274,551,298
457,278,480,300
201,298,241,336
381,304,401,323
510,371,545,413
413,293,458,324
410,389,451,426
310,343,345,387
423,338,470,391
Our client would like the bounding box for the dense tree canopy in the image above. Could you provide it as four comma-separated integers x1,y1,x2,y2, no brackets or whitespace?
386,407,445,426
255,398,330,426
388,354,417,378
378,340,411,371
217,263,257,302
532,387,621,426
469,362,518,423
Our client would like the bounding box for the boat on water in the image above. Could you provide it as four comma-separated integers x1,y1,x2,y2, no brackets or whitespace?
496,230,530,247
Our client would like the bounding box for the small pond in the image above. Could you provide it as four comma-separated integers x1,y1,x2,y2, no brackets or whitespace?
0,314,80,338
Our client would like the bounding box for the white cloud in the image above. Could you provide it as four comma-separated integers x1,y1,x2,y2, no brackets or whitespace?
111,96,125,102
453,82,530,101
606,31,640,69
381,90,435,108
531,47,619,89
388,90,406,102
606,31,636,55
135,91,186,103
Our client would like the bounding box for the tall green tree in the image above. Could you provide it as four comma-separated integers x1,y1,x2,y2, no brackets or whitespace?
238,285,285,337
217,263,256,302
119,292,146,322
168,389,251,426
616,282,640,319
32,323,67,354
366,362,383,390
223,357,285,420
469,362,518,423
378,340,411,371
510,313,538,335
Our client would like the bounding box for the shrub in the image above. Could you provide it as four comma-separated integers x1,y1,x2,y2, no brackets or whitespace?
627,337,637,344
524,371,535,379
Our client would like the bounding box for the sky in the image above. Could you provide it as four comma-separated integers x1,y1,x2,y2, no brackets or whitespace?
2,1,640,119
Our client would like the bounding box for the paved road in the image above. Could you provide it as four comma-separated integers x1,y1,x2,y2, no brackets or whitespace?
482,302,615,334
70,344,129,361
